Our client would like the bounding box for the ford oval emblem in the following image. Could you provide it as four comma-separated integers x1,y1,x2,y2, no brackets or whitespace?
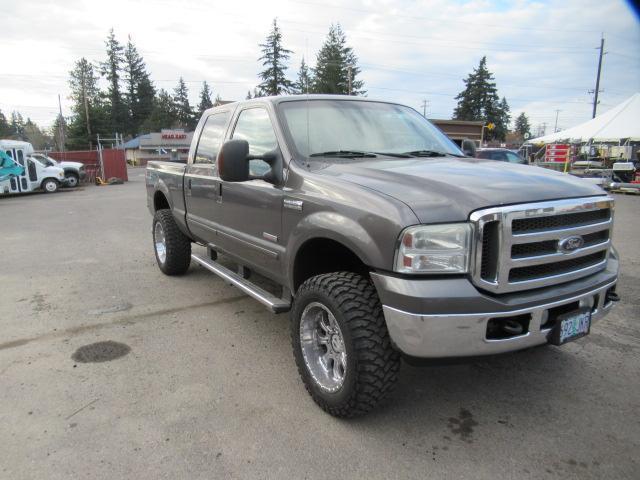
559,236,584,253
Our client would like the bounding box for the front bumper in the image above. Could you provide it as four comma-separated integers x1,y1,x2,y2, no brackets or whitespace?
372,256,618,358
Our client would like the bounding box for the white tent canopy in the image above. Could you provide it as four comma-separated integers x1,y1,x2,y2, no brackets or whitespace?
530,93,640,144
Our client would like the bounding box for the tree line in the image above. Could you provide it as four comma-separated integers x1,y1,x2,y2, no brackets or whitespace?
1,20,533,150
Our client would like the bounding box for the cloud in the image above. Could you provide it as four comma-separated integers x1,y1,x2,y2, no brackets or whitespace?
0,0,638,133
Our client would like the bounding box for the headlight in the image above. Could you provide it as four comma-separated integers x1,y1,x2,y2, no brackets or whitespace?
394,223,473,274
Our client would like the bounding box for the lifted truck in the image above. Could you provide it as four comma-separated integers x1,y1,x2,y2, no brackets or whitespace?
146,95,620,417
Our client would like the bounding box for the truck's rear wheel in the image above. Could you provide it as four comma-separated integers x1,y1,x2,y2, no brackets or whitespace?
291,272,400,417
153,209,191,275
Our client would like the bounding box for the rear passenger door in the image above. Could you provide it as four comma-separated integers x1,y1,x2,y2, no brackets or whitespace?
184,110,231,243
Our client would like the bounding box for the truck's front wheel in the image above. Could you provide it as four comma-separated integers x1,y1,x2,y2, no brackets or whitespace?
291,272,400,417
152,209,191,275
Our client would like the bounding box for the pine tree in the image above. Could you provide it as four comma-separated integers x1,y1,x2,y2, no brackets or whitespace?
514,112,531,138
293,57,313,94
197,81,214,115
124,36,155,136
172,77,194,129
68,57,105,148
51,114,68,151
0,109,11,137
141,89,177,132
100,29,126,133
246,90,253,100
257,19,294,96
493,97,510,142
453,56,505,141
313,24,364,95
23,119,52,150
10,111,25,139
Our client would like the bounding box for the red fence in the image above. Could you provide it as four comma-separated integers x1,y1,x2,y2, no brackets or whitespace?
49,149,128,181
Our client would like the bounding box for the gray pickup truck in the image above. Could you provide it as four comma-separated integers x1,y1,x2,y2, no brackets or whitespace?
146,95,619,417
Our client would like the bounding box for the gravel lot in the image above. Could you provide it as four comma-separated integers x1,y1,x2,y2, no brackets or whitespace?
1,169,639,479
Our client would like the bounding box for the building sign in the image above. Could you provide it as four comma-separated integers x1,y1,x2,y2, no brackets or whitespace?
545,144,570,163
161,130,188,140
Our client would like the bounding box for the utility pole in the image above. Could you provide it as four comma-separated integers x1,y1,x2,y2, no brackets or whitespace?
592,36,605,118
554,110,561,132
420,99,430,117
57,94,66,153
347,65,352,95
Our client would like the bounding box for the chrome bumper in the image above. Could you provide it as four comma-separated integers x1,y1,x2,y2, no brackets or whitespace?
382,280,617,358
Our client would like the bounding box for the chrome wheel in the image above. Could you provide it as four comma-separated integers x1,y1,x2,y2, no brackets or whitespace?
299,302,347,392
154,222,167,264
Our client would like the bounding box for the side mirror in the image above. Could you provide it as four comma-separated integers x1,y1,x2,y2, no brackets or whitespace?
461,139,477,157
218,139,250,182
217,139,283,184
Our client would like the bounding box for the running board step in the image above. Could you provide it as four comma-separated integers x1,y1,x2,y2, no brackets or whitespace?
191,254,291,313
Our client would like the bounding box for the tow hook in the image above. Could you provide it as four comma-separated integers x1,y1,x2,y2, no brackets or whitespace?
606,291,621,303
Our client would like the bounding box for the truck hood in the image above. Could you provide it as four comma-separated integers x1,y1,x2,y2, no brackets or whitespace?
315,157,606,223
59,161,84,169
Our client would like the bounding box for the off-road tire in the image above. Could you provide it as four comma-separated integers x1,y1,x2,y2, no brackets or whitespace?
291,272,400,417
153,209,191,275
41,178,59,193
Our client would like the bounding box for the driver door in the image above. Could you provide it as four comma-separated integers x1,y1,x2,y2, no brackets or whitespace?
214,106,285,281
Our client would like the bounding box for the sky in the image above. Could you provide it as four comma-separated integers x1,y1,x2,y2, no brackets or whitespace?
1,0,639,136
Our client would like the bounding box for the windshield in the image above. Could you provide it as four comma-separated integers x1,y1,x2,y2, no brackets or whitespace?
279,100,463,159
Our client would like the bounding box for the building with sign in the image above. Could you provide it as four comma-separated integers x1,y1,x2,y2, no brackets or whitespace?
123,129,194,165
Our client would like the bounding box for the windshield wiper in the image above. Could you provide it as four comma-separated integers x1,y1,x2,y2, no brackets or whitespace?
404,150,464,158
309,150,377,158
372,151,413,158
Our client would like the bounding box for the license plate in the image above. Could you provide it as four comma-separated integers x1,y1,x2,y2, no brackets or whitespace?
550,308,591,346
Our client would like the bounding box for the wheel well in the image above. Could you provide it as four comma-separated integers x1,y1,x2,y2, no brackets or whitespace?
154,191,170,211
64,169,79,177
293,238,368,292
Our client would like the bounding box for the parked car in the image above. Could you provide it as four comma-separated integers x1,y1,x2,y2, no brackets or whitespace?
29,153,86,188
1,141,66,195
146,95,619,417
477,147,527,164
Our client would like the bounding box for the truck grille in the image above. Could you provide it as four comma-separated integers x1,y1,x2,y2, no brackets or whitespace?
470,197,613,294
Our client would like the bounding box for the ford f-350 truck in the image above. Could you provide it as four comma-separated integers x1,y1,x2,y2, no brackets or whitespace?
146,95,619,417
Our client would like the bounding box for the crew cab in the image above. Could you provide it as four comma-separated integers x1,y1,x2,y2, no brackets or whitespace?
146,96,619,417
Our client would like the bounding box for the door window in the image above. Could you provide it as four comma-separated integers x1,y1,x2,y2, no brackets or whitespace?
27,159,38,181
505,152,525,164
194,111,231,174
231,108,278,176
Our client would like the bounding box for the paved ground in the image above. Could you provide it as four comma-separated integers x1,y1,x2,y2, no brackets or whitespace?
1,168,639,479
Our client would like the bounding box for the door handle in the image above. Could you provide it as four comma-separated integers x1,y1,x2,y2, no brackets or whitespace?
188,178,192,189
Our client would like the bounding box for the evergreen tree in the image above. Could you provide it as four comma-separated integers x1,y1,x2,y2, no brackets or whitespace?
293,57,313,94
140,89,177,132
514,112,531,138
246,90,253,100
197,81,214,115
493,97,510,142
124,36,155,136
173,77,194,129
100,29,126,133
67,57,107,148
10,111,25,139
313,24,364,95
453,56,505,141
51,114,68,151
23,118,52,150
0,109,11,137
257,19,294,95
252,88,262,98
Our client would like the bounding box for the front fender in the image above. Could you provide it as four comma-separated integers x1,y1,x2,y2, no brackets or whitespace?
286,211,387,288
